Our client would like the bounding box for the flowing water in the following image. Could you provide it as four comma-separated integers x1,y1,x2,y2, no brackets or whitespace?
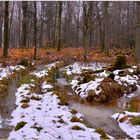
55,68,140,139
0,73,21,138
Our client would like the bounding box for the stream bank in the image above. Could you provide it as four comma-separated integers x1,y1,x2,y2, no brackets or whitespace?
55,67,140,139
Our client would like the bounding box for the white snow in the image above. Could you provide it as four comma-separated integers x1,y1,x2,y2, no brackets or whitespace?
31,61,61,78
65,62,140,100
0,65,25,81
9,62,103,140
112,111,140,139
63,62,106,75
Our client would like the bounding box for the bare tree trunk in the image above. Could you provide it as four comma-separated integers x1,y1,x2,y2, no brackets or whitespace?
89,2,93,48
39,2,44,48
55,2,62,51
96,2,104,52
3,1,9,58
9,1,15,48
18,2,21,48
0,2,3,48
135,2,140,61
82,2,92,61
104,1,109,55
21,1,28,48
33,1,37,60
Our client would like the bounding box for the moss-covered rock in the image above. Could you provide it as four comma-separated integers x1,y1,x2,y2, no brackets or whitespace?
15,121,27,131
108,54,128,71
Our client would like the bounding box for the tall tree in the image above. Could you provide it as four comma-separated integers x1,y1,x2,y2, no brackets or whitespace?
135,2,140,61
55,1,62,51
82,2,92,60
21,1,28,48
104,1,109,55
0,2,3,48
3,1,9,57
33,1,37,60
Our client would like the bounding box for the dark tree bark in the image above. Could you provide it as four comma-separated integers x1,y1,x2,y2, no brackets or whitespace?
55,2,62,51
33,1,37,60
3,1,9,57
0,2,3,48
21,1,28,48
135,2,140,61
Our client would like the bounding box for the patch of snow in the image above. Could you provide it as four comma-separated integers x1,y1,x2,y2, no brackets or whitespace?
112,111,140,139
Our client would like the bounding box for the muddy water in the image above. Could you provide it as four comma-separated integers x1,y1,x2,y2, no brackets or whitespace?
55,69,140,139
0,73,21,139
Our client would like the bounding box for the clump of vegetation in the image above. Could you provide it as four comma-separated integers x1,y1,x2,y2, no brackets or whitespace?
53,91,68,106
30,95,42,101
20,97,30,103
70,109,77,115
70,116,82,123
32,126,43,132
108,53,128,71
15,121,27,131
19,58,29,67
95,128,110,139
107,72,115,80
133,67,140,75
0,84,8,96
58,118,64,124
19,74,38,85
71,125,84,130
82,74,95,83
21,103,30,108
130,116,140,125
86,90,96,102
119,116,128,123
127,107,136,112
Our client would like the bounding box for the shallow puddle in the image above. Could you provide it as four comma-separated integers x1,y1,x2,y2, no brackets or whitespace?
0,73,21,138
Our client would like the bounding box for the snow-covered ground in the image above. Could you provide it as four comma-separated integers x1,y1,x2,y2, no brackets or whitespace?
9,62,110,140
112,111,140,139
63,62,106,75
31,61,62,78
9,82,103,140
63,62,140,100
0,65,25,81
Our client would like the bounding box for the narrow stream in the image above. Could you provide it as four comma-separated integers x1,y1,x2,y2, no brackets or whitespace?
0,73,21,139
55,68,140,139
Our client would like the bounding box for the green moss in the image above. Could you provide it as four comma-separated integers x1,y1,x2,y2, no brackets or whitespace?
130,117,140,125
107,72,115,80
58,118,64,124
82,74,95,83
127,107,136,112
15,121,27,131
19,74,38,85
108,54,128,71
96,128,110,139
32,126,43,132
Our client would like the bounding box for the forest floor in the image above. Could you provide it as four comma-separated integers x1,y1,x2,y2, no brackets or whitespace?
0,47,139,140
